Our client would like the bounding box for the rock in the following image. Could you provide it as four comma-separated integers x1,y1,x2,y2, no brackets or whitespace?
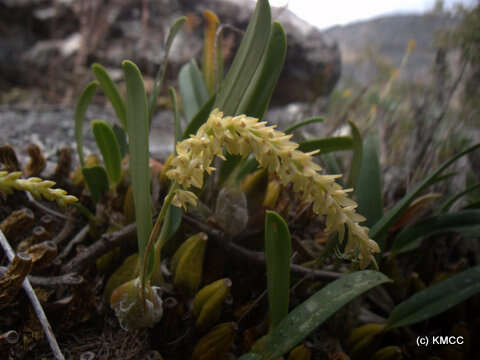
324,13,459,86
178,0,341,102
0,0,340,105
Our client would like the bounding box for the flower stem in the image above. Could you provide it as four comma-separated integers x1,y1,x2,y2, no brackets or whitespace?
140,182,179,292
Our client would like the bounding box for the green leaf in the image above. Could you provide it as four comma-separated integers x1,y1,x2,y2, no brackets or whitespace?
284,117,325,135
214,0,271,116
178,60,209,122
262,271,391,359
82,165,109,203
370,143,480,241
168,87,182,147
112,123,128,157
236,21,286,118
346,120,363,188
91,120,122,185
154,203,183,258
149,16,187,125
122,60,153,262
75,81,98,167
355,135,383,229
322,153,344,186
463,200,480,210
299,136,354,154
439,183,480,213
235,156,260,183
265,211,291,329
218,153,243,186
182,95,215,140
92,64,127,129
161,205,183,249
391,210,480,255
165,16,187,52
386,265,480,330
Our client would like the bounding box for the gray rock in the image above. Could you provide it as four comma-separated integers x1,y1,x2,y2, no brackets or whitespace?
1,0,340,105
178,0,341,102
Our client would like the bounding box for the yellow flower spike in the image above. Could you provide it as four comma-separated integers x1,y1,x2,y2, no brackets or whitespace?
0,171,77,207
167,109,380,268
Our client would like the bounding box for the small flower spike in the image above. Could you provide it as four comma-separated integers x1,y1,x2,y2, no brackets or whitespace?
0,171,78,208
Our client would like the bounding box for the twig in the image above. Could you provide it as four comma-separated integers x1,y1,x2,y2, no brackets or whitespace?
0,266,84,287
53,215,76,246
26,192,69,220
29,273,84,287
184,214,342,280
61,222,136,274
61,213,342,281
0,230,65,360
56,225,90,262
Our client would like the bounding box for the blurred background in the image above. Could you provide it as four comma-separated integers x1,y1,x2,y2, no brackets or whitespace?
0,0,479,201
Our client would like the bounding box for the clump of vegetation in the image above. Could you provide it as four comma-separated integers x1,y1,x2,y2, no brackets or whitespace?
1,1,480,359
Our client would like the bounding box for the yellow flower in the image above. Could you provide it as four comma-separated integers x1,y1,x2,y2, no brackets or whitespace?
167,109,380,267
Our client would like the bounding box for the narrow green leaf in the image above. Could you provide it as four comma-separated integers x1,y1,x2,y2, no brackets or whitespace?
432,171,458,185
122,60,153,263
155,204,183,253
391,210,480,255
82,165,109,203
182,95,215,140
166,205,182,241
218,153,243,186
346,120,363,188
262,271,391,359
322,153,344,186
439,183,480,213
165,16,187,51
75,81,98,167
168,87,182,147
178,60,209,122
72,202,98,222
236,21,286,118
355,135,383,229
149,16,187,125
235,156,260,183
112,123,128,157
214,0,271,116
370,143,480,241
265,211,291,329
386,265,480,330
91,120,122,185
299,136,354,154
92,64,127,129
284,117,325,135
463,200,480,210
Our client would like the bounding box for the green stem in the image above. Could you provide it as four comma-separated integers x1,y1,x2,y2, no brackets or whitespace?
140,182,179,291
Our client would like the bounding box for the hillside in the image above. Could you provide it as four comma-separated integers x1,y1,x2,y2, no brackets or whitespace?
323,13,459,86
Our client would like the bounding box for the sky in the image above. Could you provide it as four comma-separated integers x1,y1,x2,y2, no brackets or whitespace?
264,0,476,29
